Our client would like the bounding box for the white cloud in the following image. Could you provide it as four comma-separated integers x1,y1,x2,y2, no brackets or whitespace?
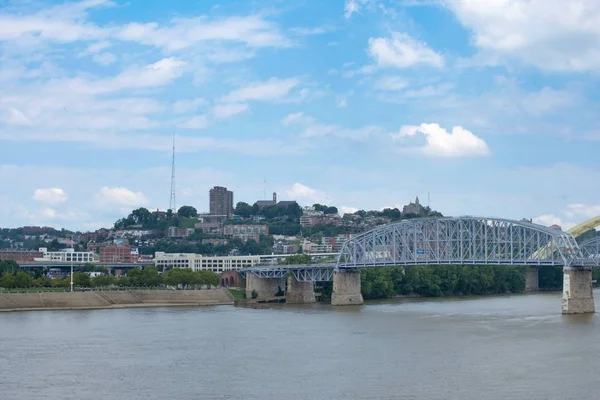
178,115,208,129
212,103,249,118
95,186,148,207
446,0,600,72
375,75,409,91
172,98,206,114
221,77,300,103
85,40,111,54
33,188,68,205
65,57,186,94
533,214,576,231
335,91,353,108
289,27,328,36
345,0,361,18
367,32,444,69
344,0,376,18
403,83,453,98
3,108,32,126
0,0,110,44
117,14,290,51
92,52,116,65
283,112,382,140
282,112,315,126
286,183,332,205
394,123,490,157
566,204,600,219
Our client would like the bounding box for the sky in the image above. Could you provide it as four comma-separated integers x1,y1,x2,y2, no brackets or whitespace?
0,0,599,232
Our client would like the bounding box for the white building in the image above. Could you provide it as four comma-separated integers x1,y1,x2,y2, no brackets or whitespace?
154,252,260,273
34,248,98,263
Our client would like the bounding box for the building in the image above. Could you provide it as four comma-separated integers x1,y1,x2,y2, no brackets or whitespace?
34,248,98,263
167,227,195,238
322,234,353,251
301,240,333,253
99,246,139,264
273,241,299,254
195,214,228,234
154,252,260,273
0,250,44,263
402,196,426,216
300,207,324,227
209,186,234,217
255,192,277,209
223,224,268,243
202,238,229,246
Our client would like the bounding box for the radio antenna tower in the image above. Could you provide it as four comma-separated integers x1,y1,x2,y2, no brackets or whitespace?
169,131,176,213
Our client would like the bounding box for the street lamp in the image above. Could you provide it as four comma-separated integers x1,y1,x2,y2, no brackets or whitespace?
70,237,74,292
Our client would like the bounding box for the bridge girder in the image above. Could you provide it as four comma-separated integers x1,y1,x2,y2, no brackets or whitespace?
579,237,600,266
337,217,583,269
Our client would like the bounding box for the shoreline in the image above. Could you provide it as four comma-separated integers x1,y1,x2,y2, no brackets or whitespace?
0,289,235,313
0,301,233,313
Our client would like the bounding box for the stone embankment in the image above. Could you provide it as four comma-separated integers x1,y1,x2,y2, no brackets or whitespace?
0,289,234,312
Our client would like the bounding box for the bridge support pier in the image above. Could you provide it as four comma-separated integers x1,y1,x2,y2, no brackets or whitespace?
331,269,363,306
525,266,539,291
562,267,595,314
245,273,284,300
285,275,316,304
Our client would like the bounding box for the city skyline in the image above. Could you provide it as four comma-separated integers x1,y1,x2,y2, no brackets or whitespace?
1,0,599,231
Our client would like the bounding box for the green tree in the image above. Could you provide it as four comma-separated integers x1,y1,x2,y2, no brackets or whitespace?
72,272,91,288
234,202,255,218
14,271,34,288
177,205,198,218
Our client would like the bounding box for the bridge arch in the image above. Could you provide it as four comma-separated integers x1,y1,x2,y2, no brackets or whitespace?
337,217,582,269
567,216,600,238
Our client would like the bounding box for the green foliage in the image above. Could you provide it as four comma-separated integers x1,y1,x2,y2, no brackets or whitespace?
539,265,563,289
0,260,18,274
162,268,218,288
177,205,198,218
234,202,255,218
251,289,258,299
360,265,526,300
72,272,91,287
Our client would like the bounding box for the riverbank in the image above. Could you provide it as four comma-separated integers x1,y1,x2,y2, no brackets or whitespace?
0,289,234,312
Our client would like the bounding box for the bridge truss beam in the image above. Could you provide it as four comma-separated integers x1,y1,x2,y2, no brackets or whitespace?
337,217,583,268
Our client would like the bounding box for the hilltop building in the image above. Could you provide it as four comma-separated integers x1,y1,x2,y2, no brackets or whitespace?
402,196,426,216
256,192,277,209
209,186,234,217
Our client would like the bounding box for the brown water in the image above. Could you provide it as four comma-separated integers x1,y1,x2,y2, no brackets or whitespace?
1,291,599,400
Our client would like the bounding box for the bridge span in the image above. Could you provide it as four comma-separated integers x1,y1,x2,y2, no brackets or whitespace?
239,216,599,314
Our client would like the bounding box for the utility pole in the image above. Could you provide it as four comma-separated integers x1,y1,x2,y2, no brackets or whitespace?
169,131,176,213
70,235,74,292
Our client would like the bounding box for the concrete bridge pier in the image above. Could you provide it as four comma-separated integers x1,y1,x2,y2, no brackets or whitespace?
286,275,316,304
525,266,539,291
331,269,364,306
245,273,284,300
562,266,595,314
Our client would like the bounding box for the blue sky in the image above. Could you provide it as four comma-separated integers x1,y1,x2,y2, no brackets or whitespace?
1,0,599,231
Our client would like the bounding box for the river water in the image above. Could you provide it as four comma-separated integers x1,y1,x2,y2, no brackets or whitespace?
1,291,599,400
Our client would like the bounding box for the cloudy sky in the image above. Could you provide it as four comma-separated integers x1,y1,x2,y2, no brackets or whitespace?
1,0,599,231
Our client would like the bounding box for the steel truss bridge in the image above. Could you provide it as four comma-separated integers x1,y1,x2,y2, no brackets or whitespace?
239,216,600,282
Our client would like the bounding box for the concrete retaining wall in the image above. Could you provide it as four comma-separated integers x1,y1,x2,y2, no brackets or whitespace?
0,289,233,312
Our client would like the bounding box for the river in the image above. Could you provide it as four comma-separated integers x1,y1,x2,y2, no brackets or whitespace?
1,291,599,400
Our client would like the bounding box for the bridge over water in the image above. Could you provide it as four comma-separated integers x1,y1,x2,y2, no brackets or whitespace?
239,216,600,314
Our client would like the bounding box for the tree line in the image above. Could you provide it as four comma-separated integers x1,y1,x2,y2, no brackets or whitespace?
0,267,219,290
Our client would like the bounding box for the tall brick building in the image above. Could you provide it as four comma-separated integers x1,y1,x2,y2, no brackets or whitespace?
209,186,233,217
